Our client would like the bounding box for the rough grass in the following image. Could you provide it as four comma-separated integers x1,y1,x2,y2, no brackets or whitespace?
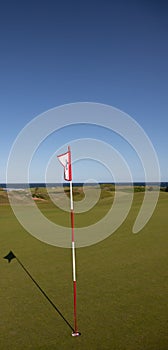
0,189,168,350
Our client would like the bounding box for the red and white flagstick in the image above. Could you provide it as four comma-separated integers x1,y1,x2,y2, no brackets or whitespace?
69,148,81,337
57,146,81,336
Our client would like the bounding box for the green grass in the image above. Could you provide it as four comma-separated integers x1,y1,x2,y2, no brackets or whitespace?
0,189,168,349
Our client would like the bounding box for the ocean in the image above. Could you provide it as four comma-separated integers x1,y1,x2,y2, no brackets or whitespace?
0,182,167,190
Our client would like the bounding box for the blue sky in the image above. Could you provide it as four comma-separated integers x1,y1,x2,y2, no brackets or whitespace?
0,0,168,183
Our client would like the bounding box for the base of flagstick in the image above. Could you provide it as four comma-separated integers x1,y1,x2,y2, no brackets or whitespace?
72,331,81,337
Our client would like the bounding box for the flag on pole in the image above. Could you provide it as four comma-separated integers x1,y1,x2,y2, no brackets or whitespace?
57,146,81,337
57,147,72,181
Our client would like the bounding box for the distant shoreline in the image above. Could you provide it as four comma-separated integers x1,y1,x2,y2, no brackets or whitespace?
0,182,166,190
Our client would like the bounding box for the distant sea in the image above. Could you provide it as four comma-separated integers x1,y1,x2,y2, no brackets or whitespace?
0,182,167,190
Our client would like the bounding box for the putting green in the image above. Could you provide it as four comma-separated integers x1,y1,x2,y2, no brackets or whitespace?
0,188,168,349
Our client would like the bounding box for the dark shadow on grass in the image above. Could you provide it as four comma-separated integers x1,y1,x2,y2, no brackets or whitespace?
4,251,75,333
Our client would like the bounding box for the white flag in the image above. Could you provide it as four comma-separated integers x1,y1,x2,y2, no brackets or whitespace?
57,147,72,181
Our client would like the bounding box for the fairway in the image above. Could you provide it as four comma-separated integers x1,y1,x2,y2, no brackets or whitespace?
0,188,168,350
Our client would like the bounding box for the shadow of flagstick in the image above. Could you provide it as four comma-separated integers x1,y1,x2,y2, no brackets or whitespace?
4,251,75,333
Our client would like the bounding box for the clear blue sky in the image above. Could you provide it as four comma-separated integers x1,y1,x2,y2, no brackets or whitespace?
0,0,167,183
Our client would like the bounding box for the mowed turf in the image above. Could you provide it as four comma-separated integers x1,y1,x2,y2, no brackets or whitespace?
0,189,168,350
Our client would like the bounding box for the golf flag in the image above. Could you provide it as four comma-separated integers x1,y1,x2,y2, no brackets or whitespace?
4,251,16,263
57,146,72,181
57,146,80,337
